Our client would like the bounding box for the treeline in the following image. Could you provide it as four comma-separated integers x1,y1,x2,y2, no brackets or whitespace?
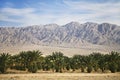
0,51,120,73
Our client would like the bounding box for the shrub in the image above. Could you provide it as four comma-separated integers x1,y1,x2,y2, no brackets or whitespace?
109,62,118,73
28,63,38,73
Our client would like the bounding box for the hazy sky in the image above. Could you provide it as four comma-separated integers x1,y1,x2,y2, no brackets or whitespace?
0,0,120,27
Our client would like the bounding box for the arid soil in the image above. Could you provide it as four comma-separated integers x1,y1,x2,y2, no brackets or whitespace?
0,73,120,80
0,45,114,56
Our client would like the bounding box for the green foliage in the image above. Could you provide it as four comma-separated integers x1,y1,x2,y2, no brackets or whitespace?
107,51,120,73
89,53,103,71
98,55,107,72
28,63,38,73
11,50,42,72
71,55,82,70
109,62,118,73
49,52,65,72
0,51,120,73
0,53,11,73
64,56,70,71
42,55,53,71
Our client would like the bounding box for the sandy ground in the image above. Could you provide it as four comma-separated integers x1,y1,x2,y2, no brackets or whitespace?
0,73,120,80
1,44,119,56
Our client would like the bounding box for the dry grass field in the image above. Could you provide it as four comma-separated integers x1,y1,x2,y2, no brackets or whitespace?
0,73,120,80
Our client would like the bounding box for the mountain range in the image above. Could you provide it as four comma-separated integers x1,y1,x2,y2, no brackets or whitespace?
0,22,120,54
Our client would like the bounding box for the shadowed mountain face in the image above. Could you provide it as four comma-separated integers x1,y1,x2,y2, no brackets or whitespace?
0,22,120,47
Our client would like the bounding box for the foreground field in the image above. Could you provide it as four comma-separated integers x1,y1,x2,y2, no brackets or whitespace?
0,73,120,80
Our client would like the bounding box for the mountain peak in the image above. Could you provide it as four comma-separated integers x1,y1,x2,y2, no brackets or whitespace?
44,24,59,30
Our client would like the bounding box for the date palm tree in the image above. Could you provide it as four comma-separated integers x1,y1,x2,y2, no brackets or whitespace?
48,52,65,72
89,52,103,72
99,54,110,72
0,53,11,73
108,51,120,73
11,50,42,73
26,50,42,73
64,56,71,71
42,55,53,71
70,55,83,71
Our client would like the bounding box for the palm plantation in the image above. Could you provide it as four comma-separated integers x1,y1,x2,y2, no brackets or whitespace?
0,51,120,73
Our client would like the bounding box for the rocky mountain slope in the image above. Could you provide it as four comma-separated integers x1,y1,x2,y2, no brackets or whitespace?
0,22,120,48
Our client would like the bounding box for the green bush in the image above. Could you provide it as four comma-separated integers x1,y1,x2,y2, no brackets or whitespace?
28,63,38,73
109,62,118,73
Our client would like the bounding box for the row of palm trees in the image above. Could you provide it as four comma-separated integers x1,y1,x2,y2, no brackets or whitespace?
0,51,120,73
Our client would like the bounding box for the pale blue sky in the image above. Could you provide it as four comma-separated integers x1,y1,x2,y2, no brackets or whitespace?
0,0,120,27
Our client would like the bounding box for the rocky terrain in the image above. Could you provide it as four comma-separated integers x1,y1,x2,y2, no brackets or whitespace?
0,22,120,55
